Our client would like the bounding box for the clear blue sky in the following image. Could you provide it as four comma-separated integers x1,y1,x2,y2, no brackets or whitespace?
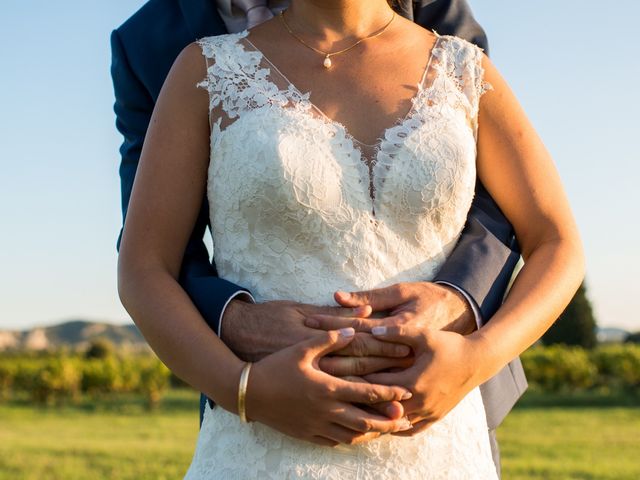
0,1,638,331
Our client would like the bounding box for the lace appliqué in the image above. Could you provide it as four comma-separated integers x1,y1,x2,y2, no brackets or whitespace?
196,31,311,125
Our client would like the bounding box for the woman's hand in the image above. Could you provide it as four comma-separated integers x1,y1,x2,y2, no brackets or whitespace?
364,325,483,436
245,328,414,446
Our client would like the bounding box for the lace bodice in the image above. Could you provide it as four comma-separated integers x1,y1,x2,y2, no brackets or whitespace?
185,31,497,479
196,30,491,306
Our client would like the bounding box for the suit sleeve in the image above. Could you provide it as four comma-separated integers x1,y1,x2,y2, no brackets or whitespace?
110,29,251,335
414,0,521,322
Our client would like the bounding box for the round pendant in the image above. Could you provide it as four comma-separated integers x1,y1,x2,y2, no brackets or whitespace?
323,56,332,69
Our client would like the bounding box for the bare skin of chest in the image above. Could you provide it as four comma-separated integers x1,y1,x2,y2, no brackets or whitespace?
246,16,438,147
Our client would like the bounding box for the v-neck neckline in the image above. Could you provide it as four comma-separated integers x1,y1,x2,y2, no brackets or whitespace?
240,32,443,150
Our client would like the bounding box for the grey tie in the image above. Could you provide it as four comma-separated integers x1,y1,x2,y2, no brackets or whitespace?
232,0,275,29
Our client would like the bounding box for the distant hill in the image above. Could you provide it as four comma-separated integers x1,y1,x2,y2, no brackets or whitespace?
1,320,633,352
596,327,630,344
0,320,147,352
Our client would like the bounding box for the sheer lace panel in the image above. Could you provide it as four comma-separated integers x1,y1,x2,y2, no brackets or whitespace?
239,34,443,208
196,31,490,210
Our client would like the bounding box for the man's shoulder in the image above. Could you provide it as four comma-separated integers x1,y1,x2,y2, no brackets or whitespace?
111,0,196,96
112,0,230,78
115,0,178,37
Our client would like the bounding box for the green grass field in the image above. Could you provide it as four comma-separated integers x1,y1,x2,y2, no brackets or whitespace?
0,390,638,479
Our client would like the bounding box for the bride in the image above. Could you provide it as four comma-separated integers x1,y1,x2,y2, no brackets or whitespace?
117,0,584,478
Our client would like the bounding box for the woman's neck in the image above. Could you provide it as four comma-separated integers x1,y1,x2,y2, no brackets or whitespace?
284,0,395,44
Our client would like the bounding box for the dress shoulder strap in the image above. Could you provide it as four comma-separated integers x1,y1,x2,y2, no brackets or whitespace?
195,31,258,121
432,35,492,138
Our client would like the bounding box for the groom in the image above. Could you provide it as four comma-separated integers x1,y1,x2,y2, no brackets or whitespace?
111,0,527,475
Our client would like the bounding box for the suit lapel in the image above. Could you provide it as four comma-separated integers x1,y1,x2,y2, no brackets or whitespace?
178,0,229,39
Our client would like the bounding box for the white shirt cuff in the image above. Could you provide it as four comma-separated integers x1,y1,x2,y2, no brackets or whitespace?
434,281,483,330
218,290,255,339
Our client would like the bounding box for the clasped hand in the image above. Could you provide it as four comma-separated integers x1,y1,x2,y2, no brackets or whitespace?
223,281,479,444
306,282,482,436
245,328,414,446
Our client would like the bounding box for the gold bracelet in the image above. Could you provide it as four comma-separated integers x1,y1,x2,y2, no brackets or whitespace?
237,362,252,423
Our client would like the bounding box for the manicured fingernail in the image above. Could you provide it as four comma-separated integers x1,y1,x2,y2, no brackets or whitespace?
397,345,410,356
337,291,351,299
371,326,387,336
399,418,413,431
401,391,413,400
305,318,319,328
339,327,355,337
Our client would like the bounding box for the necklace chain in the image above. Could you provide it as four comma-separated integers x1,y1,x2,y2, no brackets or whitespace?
278,9,396,69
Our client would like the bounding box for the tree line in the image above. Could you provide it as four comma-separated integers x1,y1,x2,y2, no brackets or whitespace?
0,340,638,407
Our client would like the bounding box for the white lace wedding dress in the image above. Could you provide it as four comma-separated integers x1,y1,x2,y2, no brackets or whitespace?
184,29,498,479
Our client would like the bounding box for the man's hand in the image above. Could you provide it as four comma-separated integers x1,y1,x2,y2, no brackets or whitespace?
221,299,410,373
304,282,477,336
364,325,485,436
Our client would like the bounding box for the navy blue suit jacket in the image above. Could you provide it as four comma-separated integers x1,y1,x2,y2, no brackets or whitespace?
111,0,527,431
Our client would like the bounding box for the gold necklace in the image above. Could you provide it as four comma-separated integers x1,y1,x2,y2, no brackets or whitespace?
278,9,396,69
